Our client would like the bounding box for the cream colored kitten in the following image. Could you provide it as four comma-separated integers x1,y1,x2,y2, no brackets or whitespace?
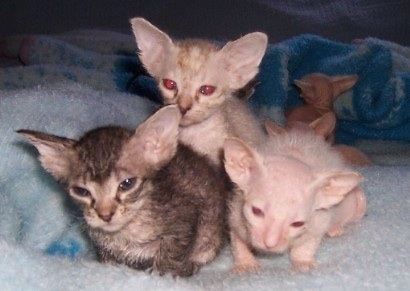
224,117,366,274
130,17,268,166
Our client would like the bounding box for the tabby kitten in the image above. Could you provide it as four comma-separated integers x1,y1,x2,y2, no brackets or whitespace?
130,17,268,166
18,106,227,277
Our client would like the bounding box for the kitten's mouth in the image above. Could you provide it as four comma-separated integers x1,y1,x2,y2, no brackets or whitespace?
179,110,211,127
90,220,125,233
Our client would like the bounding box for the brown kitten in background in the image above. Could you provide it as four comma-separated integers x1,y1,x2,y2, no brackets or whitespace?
130,17,268,166
18,106,227,277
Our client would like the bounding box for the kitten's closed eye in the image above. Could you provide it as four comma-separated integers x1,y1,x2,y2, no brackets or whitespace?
252,206,265,217
71,186,91,197
118,177,137,191
290,221,305,228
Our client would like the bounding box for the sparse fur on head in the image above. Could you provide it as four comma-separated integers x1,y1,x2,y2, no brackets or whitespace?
224,116,366,273
130,17,268,166
18,106,228,277
268,112,372,166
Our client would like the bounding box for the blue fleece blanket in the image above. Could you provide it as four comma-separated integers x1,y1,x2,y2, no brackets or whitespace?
0,30,409,290
1,31,410,142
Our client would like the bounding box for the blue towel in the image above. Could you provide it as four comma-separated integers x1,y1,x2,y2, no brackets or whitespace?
251,34,410,143
1,32,409,142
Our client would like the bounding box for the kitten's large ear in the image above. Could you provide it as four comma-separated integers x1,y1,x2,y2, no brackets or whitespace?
311,171,364,210
330,75,358,100
223,138,261,190
294,79,312,90
309,112,336,139
219,32,268,89
129,105,181,168
130,17,173,77
264,119,286,137
17,129,75,181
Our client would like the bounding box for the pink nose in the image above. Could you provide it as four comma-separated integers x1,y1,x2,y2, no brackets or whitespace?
98,211,114,222
263,229,288,251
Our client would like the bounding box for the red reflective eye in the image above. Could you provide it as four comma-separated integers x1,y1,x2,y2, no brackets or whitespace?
252,206,264,217
199,85,216,96
163,79,177,90
291,221,305,228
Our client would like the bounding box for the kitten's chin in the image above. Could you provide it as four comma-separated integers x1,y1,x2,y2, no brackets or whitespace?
179,118,199,127
88,220,127,233
179,113,211,127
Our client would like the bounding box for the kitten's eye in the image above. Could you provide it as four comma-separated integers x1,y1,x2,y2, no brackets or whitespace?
252,206,264,217
163,79,177,90
199,85,216,96
290,221,305,228
71,186,91,197
119,177,136,191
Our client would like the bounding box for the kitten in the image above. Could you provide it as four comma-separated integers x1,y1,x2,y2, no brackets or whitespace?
286,73,358,144
266,112,372,166
223,117,366,273
130,17,268,166
18,106,227,277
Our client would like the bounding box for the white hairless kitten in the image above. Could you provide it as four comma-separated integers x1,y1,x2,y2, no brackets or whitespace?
224,116,366,273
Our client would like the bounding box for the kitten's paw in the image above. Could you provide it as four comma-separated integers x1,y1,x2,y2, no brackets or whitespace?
353,188,367,221
190,246,217,265
156,261,199,278
326,225,345,237
292,260,317,272
230,262,261,274
172,261,200,277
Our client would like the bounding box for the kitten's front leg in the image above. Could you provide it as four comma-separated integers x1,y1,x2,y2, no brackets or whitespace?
230,231,261,274
153,236,199,277
94,244,125,266
289,235,322,272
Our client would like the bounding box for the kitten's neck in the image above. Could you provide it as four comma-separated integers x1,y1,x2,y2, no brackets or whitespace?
179,104,227,165
179,97,265,165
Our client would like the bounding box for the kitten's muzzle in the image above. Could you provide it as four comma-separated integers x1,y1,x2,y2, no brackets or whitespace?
98,211,115,222
178,104,192,116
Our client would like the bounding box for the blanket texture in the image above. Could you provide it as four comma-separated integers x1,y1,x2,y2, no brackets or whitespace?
2,31,410,142
0,30,409,290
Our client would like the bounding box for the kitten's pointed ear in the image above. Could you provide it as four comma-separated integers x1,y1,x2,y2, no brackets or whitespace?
219,32,268,89
224,138,261,190
311,171,364,210
132,105,181,167
17,129,75,181
330,75,358,100
130,17,173,77
264,119,286,137
294,79,313,92
309,112,336,139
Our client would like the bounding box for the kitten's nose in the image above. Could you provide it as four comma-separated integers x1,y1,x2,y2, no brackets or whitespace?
98,211,114,222
179,106,190,115
177,97,192,115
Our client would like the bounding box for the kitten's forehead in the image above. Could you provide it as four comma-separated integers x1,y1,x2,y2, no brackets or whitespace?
174,39,220,73
73,127,132,182
254,155,314,203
